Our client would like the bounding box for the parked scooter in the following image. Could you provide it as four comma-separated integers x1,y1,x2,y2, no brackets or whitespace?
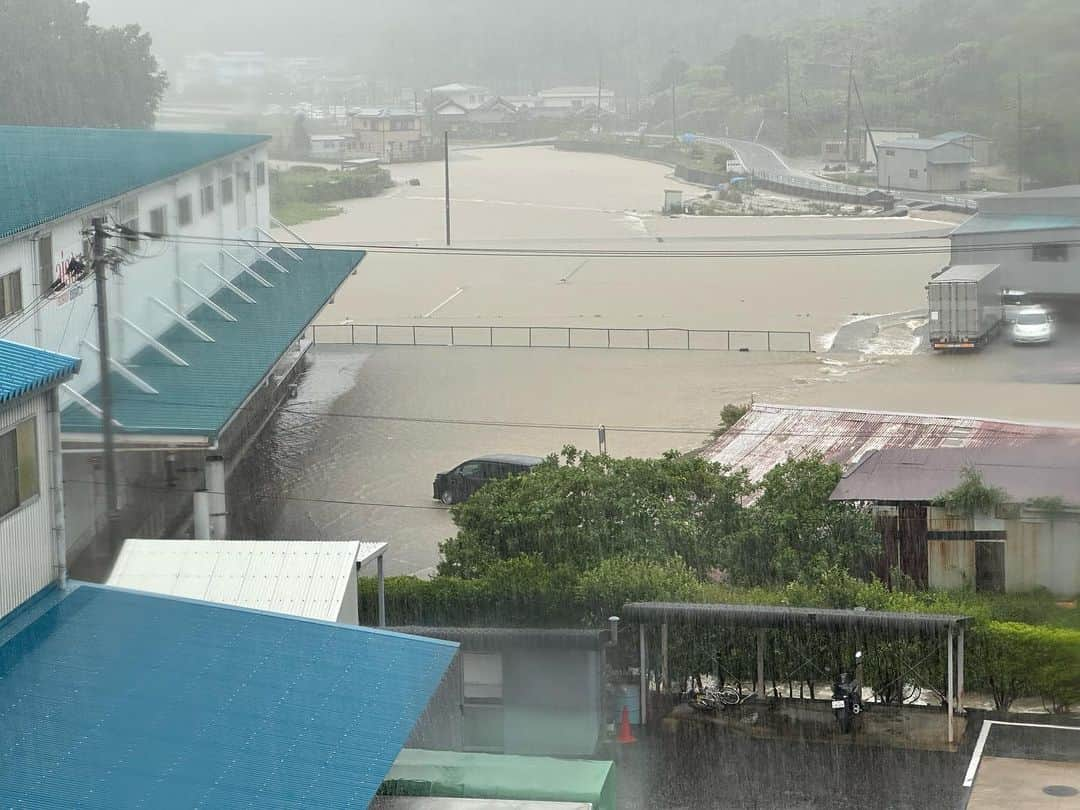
831,651,864,733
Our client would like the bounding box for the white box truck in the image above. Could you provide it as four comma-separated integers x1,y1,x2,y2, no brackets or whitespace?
928,264,1003,350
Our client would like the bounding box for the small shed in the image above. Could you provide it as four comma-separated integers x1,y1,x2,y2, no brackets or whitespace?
108,538,389,625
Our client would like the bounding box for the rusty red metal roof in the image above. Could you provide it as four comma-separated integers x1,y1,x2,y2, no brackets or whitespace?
703,403,1080,483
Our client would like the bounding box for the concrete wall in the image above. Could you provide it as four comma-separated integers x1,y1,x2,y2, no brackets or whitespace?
878,144,971,191
951,227,1080,295
0,392,56,618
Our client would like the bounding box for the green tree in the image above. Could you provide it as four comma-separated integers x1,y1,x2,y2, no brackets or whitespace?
437,447,753,579
0,0,167,127
720,455,881,586
723,35,784,99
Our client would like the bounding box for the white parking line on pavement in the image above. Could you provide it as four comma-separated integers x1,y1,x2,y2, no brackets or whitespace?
963,719,1080,787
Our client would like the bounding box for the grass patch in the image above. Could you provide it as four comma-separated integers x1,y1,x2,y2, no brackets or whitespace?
270,164,392,226
271,200,343,226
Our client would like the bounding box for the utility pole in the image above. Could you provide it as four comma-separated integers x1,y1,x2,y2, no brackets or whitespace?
844,52,855,167
785,42,793,156
444,131,451,246
1016,74,1024,192
671,72,677,142
596,54,603,136
91,217,120,558
852,76,877,165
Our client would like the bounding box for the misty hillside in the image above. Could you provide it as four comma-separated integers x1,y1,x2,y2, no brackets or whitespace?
86,0,917,87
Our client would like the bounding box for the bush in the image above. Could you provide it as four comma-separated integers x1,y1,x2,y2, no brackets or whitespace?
970,622,1080,711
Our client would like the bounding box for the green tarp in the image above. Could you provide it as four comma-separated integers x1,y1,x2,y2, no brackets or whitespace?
381,749,616,810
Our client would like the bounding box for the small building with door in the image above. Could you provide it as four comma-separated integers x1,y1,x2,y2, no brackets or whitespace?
350,108,425,160
308,133,357,159
877,138,973,191
830,446,1080,595
398,627,610,757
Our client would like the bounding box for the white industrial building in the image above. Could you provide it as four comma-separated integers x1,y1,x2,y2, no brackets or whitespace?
0,125,366,570
877,138,973,191
950,185,1080,296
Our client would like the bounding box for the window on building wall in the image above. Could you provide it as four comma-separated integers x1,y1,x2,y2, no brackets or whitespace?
178,195,193,226
239,169,252,194
256,161,267,186
122,217,140,248
1033,243,1068,262
908,168,919,179
885,149,895,157
0,270,23,319
0,418,39,519
37,233,53,292
221,176,234,206
200,182,215,215
149,205,167,237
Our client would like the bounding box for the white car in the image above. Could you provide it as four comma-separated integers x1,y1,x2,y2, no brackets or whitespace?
1002,290,1030,323
1011,307,1053,344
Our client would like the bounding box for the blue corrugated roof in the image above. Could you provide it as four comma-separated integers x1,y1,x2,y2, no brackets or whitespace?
952,213,1080,236
0,583,457,809
0,126,269,241
0,339,81,404
61,247,364,438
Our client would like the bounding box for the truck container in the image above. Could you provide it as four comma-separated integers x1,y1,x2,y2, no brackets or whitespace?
928,264,1003,350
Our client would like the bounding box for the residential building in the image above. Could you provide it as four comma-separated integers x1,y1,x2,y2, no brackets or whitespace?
935,131,994,166
863,128,919,164
308,133,357,159
831,446,1080,595
822,139,846,163
949,185,1080,296
351,108,425,160
106,539,390,625
432,83,493,110
0,125,366,569
536,87,616,115
401,627,610,757
0,341,80,617
877,138,973,191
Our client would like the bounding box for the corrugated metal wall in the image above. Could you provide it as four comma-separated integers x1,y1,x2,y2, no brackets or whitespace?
0,394,55,618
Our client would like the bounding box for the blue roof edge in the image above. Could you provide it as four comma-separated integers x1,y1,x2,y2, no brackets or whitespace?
73,581,460,649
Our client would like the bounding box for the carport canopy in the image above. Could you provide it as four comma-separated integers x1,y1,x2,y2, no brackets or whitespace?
621,601,970,744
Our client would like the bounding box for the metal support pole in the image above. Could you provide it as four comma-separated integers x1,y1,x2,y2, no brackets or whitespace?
639,623,648,727
947,625,955,745
205,455,227,539
375,324,379,345
377,552,386,628
661,623,669,694
756,629,766,698
444,131,451,245
958,625,965,714
92,217,121,557
193,491,211,539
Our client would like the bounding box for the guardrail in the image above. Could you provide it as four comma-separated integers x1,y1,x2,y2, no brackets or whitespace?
311,324,813,352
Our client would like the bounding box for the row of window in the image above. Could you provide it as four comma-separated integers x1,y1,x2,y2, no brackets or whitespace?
175,162,265,228
0,418,39,520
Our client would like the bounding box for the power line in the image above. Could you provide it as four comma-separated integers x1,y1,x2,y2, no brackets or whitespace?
127,228,1080,261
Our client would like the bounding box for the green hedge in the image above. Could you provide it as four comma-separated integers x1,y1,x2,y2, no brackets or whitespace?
360,558,1079,710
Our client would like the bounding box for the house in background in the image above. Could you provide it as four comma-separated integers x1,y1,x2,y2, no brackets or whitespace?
935,131,994,166
536,87,616,116
831,446,1080,595
432,83,492,111
876,138,973,191
0,340,80,617
351,107,425,160
400,627,610,757
863,128,919,164
308,133,357,159
949,185,1080,297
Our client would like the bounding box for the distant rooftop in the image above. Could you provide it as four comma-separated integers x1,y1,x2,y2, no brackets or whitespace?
703,403,1080,484
878,137,952,150
933,264,1000,283
831,446,1080,504
350,107,422,118
539,86,614,96
0,126,268,241
0,340,81,405
0,583,456,808
935,131,991,142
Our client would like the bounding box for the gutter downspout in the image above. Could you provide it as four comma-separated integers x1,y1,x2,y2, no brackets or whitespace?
47,388,68,589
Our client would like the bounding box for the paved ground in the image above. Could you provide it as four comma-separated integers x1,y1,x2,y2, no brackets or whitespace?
965,721,1080,810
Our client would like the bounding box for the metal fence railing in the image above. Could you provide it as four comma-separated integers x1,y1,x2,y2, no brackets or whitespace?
311,324,813,352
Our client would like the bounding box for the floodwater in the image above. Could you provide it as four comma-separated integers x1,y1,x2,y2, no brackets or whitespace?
255,146,1080,576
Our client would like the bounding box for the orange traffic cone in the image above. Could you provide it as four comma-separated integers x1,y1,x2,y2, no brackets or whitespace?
616,705,637,744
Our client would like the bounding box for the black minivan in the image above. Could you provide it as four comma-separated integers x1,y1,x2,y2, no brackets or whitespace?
433,454,544,504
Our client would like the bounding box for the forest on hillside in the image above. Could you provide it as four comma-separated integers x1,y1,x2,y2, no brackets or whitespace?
655,0,1080,185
